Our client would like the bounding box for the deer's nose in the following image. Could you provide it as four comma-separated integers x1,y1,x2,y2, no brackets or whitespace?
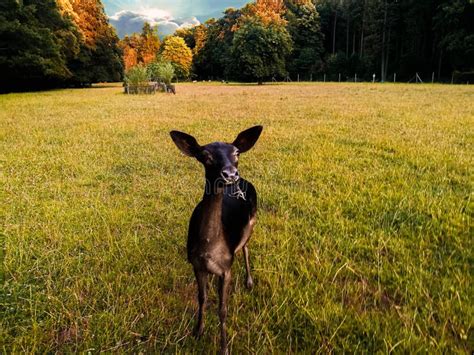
221,166,239,182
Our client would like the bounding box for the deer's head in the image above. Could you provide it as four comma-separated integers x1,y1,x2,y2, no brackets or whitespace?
170,126,263,186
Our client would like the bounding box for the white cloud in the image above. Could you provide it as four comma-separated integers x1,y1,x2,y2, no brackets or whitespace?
108,8,200,38
179,17,201,29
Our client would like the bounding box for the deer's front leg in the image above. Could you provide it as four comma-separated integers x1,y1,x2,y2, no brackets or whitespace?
218,270,231,355
243,245,253,289
194,269,208,338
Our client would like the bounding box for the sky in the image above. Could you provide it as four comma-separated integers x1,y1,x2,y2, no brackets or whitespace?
103,0,249,38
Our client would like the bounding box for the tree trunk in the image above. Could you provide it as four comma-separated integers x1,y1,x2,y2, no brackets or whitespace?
346,19,350,58
332,9,337,54
437,48,443,80
360,3,365,57
352,29,356,55
381,0,387,82
384,27,391,81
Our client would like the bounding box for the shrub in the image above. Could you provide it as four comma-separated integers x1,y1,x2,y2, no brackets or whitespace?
124,65,149,86
147,60,175,84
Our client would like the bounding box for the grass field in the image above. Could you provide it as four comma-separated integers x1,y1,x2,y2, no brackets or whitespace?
1,82,473,353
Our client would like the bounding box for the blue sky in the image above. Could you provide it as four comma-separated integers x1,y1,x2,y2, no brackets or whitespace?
103,0,249,37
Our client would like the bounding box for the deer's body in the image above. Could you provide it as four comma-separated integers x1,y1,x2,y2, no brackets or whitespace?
188,179,257,275
170,127,262,355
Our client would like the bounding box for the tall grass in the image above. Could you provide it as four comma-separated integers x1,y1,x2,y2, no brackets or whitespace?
1,83,472,353
124,65,149,86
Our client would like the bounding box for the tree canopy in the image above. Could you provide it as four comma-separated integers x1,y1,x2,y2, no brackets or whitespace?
1,0,122,92
230,19,293,83
120,23,161,71
160,36,193,79
171,0,473,82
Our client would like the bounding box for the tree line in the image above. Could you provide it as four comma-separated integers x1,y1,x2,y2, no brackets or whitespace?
1,0,472,92
0,0,122,92
177,0,473,83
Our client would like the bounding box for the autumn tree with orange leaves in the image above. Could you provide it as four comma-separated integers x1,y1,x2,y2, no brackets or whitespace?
120,23,161,71
242,0,287,26
58,0,123,83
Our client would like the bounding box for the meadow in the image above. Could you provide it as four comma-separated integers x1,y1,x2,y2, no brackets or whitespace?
1,82,472,353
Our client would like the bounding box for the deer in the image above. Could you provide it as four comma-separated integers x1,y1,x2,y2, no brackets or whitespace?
170,126,263,355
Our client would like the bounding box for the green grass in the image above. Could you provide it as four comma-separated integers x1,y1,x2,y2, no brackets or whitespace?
1,82,472,353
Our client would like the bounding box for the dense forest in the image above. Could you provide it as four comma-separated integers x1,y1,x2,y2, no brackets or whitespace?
0,0,122,92
1,0,473,92
178,0,474,82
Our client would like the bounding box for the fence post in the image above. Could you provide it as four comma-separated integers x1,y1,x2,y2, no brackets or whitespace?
297,74,300,82
338,73,341,82
432,72,434,83
324,74,326,82
355,73,357,82
372,73,375,83
310,73,313,82
394,73,396,82
451,72,454,84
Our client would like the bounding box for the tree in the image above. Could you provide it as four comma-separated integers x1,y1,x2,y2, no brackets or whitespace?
0,0,79,91
242,0,287,26
1,0,122,91
121,35,139,70
284,0,324,77
434,0,474,78
230,19,292,83
194,10,243,80
119,23,161,71
58,0,123,84
137,22,160,65
160,36,193,79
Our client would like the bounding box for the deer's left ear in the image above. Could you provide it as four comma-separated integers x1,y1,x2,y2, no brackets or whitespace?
170,130,201,157
232,126,263,153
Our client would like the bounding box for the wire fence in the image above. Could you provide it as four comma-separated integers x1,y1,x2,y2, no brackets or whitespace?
269,71,472,84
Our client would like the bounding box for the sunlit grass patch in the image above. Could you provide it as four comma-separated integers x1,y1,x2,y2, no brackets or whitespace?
1,83,472,352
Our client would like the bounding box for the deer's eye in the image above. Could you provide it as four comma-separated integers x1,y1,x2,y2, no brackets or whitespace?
201,150,214,165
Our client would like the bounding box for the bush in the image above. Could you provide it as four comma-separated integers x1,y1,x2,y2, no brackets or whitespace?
124,65,149,86
147,60,175,84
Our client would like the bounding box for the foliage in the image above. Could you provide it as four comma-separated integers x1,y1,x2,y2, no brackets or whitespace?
230,19,292,83
124,65,149,86
192,10,243,80
1,83,472,353
0,0,77,91
119,23,161,71
147,59,175,84
138,23,161,65
242,0,287,26
284,0,324,75
65,0,124,85
315,0,474,81
160,36,193,79
169,0,473,82
0,0,123,91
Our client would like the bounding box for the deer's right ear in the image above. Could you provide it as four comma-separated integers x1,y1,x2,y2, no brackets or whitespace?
170,131,201,157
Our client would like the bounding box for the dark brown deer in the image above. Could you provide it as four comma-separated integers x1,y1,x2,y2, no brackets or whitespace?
170,126,263,355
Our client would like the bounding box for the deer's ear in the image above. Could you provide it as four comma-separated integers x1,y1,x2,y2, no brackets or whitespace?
170,131,201,157
232,126,263,153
